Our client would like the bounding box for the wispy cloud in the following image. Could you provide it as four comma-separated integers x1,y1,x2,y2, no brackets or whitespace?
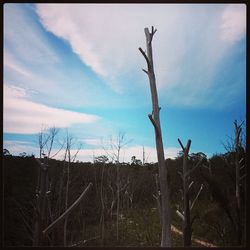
4,51,34,79
4,140,39,156
36,4,246,107
4,4,59,66
53,145,180,163
220,4,246,43
3,85,100,134
4,138,180,163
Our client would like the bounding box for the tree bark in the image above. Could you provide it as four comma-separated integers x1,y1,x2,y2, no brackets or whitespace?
234,120,243,245
43,182,93,235
139,26,171,247
178,139,192,247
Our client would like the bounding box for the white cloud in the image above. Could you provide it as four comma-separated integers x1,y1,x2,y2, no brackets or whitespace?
4,140,39,156
4,51,34,78
72,145,180,163
4,139,180,163
36,4,246,107
3,84,100,134
4,4,59,66
220,4,246,43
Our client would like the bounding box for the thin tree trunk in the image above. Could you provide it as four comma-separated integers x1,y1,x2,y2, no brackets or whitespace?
116,162,120,242
234,120,243,245
33,160,48,246
64,147,70,246
100,163,105,245
181,139,192,247
139,26,171,247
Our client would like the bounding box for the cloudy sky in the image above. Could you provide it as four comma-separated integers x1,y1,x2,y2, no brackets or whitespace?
3,3,246,163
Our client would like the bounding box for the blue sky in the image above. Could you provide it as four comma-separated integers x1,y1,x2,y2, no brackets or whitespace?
3,3,246,163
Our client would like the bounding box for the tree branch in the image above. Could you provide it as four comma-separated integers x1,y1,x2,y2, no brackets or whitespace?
42,182,93,235
190,184,204,210
186,158,203,177
240,174,246,181
148,114,160,136
139,47,150,69
178,138,185,151
176,209,184,221
186,140,192,154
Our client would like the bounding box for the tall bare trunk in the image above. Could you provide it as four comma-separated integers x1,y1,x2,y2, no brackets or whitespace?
100,163,105,245
180,139,192,246
139,26,171,247
234,120,243,245
116,162,120,242
64,147,70,247
33,159,48,246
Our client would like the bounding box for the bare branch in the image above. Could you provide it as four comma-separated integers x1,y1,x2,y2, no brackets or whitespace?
148,114,160,136
176,209,184,221
240,165,245,171
139,47,150,69
186,158,203,177
190,184,204,210
186,140,192,154
240,174,246,181
50,139,66,159
43,182,93,235
72,143,83,162
188,181,194,190
178,138,185,152
142,68,149,74
239,158,244,165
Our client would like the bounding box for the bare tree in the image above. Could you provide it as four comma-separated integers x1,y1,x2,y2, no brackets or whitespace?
139,26,171,247
234,120,245,245
33,127,61,246
63,132,82,246
102,132,131,243
176,138,204,247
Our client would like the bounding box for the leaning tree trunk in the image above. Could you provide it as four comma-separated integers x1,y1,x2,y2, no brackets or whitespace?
139,26,171,247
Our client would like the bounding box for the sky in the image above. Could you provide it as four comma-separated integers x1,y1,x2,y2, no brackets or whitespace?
3,3,246,163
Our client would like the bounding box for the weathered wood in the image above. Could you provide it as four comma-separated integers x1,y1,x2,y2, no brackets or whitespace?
234,120,244,245
42,182,93,235
139,26,171,247
178,138,192,247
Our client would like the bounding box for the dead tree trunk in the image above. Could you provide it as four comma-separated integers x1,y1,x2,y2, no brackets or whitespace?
178,139,192,247
139,26,171,247
234,120,244,245
33,158,49,246
177,139,204,247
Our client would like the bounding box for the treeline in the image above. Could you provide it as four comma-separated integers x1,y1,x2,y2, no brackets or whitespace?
3,147,246,247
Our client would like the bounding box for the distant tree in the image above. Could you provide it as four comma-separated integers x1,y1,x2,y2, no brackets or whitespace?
176,139,204,247
94,155,109,164
33,127,64,246
131,156,142,166
19,152,27,157
3,148,11,156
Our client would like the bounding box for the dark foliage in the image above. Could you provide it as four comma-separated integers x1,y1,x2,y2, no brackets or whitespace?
3,152,246,246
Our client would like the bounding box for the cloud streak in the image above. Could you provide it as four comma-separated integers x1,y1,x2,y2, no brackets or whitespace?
3,85,100,134
4,139,180,163
36,4,246,107
220,4,246,43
